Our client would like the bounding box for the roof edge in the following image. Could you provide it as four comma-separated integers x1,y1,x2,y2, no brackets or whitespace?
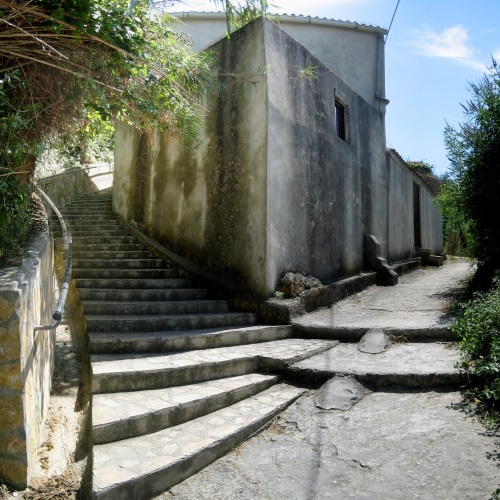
170,12,388,35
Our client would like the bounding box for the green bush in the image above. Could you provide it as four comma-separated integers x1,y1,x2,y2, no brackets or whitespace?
0,176,32,259
454,278,500,416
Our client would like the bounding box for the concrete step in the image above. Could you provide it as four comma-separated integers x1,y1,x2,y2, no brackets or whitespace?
91,339,336,393
54,215,117,222
83,299,229,316
60,210,115,216
64,223,122,231
77,287,207,302
74,278,192,290
72,250,155,260
86,311,258,333
72,268,178,280
50,220,121,228
71,244,146,253
62,203,112,210
61,205,113,212
72,258,167,269
69,199,111,205
89,324,293,354
92,384,306,500
63,236,138,245
93,373,279,444
60,230,131,237
288,341,464,389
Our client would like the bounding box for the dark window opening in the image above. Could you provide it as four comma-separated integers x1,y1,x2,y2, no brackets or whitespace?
335,101,346,141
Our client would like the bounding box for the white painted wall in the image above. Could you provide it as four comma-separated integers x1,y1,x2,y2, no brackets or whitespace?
170,13,387,109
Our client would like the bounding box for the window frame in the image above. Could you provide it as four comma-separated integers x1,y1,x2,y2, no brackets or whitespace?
335,100,346,141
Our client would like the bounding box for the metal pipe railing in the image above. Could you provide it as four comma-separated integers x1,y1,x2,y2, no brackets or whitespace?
34,186,73,332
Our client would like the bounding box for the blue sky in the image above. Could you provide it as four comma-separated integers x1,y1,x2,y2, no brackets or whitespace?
167,0,500,176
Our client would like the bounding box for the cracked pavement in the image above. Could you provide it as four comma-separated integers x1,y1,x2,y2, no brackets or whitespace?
162,260,500,499
164,389,500,499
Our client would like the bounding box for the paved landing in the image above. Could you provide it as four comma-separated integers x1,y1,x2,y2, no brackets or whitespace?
292,259,473,339
164,389,500,500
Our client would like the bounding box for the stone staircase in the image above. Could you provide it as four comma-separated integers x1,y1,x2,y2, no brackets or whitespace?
53,189,336,500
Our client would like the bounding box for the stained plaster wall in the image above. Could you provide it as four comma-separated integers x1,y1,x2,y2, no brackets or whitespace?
171,13,387,108
418,181,444,254
113,19,269,293
263,20,388,292
386,149,443,261
0,232,55,489
114,18,391,296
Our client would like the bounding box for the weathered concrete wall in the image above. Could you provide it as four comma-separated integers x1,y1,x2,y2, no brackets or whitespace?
114,19,269,292
0,231,56,488
386,149,443,261
114,18,389,296
264,20,388,291
387,150,414,261
171,13,387,109
419,181,444,254
38,168,98,209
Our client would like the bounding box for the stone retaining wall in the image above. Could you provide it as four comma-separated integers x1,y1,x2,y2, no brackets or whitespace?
0,231,56,488
38,167,98,209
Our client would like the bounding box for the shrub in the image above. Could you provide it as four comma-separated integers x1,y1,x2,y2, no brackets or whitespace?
454,278,500,417
0,175,32,259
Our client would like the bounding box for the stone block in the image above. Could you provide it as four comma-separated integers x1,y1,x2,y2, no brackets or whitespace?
427,255,444,267
0,393,24,432
0,321,21,362
0,362,22,391
0,292,18,322
0,456,27,490
364,234,398,286
0,431,26,457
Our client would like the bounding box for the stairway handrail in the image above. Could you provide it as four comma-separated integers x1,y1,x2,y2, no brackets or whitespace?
34,186,73,332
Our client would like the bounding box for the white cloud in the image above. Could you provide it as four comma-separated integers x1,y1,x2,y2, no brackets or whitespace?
414,25,472,58
413,24,486,71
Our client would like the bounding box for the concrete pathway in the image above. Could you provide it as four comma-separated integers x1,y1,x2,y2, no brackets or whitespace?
163,259,500,499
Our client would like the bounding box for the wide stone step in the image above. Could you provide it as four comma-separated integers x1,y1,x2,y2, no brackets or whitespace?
60,230,131,238
72,250,155,260
61,206,114,213
89,324,293,354
91,339,336,393
64,221,121,229
55,215,117,222
51,223,122,233
77,287,207,302
74,278,192,290
93,373,279,444
63,203,112,210
69,199,111,205
73,258,166,269
83,299,228,316
86,312,258,333
72,243,146,253
72,268,178,280
288,341,464,389
61,211,115,217
92,384,306,500
66,236,138,245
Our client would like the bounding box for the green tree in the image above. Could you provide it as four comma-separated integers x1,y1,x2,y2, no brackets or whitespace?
443,59,500,287
0,0,267,258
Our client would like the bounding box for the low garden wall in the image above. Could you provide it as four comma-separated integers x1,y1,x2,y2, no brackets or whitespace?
38,167,98,208
0,231,56,489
